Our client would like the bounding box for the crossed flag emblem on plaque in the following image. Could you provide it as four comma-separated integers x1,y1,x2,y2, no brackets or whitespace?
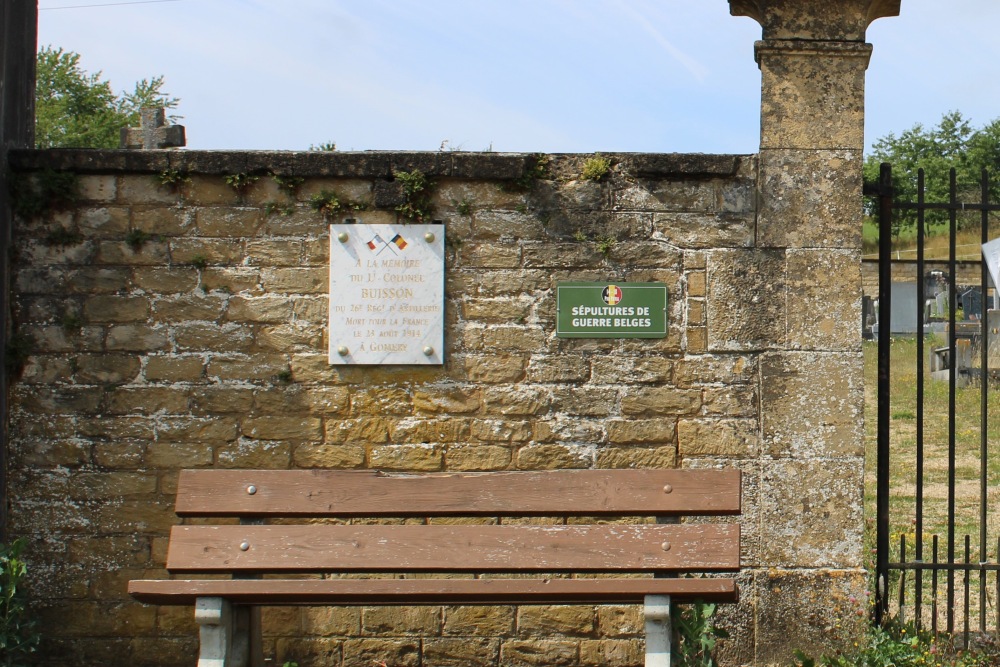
366,233,408,255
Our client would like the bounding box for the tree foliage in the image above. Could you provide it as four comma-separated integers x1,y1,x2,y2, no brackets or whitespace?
34,46,179,149
864,111,1000,237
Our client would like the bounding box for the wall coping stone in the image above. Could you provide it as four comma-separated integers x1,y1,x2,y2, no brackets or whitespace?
8,149,751,180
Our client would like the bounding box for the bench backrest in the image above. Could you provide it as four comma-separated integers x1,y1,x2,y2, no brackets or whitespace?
167,469,741,576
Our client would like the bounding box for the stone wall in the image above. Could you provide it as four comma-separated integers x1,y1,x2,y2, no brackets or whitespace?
6,147,863,666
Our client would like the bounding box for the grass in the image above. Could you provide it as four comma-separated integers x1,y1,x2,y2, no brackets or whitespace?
864,337,1000,632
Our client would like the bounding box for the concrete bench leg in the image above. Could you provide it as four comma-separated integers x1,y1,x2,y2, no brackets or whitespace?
644,594,672,667
195,597,250,667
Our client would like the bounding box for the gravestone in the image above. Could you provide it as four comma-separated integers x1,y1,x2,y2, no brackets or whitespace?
120,107,185,149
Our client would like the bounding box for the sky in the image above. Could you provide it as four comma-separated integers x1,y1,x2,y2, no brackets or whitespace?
34,0,1000,155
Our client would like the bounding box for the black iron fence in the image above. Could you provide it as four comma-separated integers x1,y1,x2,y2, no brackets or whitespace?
872,163,1000,642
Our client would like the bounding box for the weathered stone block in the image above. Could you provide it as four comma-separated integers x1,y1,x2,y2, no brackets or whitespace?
174,322,254,352
707,248,786,351
246,239,303,266
445,444,512,470
579,639,643,666
145,441,214,468
325,418,390,444
152,295,225,322
362,606,442,635
606,419,677,445
190,387,255,414
702,386,759,417
620,387,701,416
754,569,867,665
653,212,754,249
673,354,757,386
412,387,481,414
590,357,672,384
144,355,205,382
525,356,590,383
595,446,677,469
77,175,117,203
98,239,170,265
207,356,290,382
108,386,189,414
423,638,500,667
342,639,419,667
758,41,871,150
390,418,471,443
517,605,594,636
459,244,522,268
254,386,350,415
106,324,171,352
483,386,551,416
259,267,328,294
78,206,130,237
195,207,262,236
292,443,365,469
550,386,618,417
500,639,578,666
516,444,591,469
461,297,532,322
786,249,861,350
758,149,864,248
464,356,526,383
596,605,642,638
533,419,603,444
760,351,863,458
301,606,362,636
216,440,291,468
470,419,532,442
678,418,760,458
242,416,322,441
133,207,192,236
133,267,199,293
369,444,444,471
170,237,244,265
83,295,149,323
760,459,864,567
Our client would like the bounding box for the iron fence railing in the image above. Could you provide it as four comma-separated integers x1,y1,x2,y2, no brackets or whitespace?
873,163,1000,639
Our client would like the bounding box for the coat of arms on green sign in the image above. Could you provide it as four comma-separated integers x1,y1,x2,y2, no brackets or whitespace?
556,282,667,338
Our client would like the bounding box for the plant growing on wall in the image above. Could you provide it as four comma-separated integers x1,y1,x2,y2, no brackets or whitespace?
224,173,259,198
158,169,191,193
271,174,304,197
673,601,729,667
0,539,40,666
394,169,435,222
581,154,612,182
309,190,342,220
8,169,78,219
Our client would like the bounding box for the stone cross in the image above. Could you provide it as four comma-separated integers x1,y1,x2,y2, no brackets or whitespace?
119,107,186,149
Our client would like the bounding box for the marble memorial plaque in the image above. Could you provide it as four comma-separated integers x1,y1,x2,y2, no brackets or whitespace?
329,223,444,365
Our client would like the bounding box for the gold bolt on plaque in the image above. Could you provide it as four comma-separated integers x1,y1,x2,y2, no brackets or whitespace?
423,346,434,356
239,541,251,552
661,541,671,552
337,346,349,356
424,232,435,243
663,484,673,494
337,231,349,243
246,485,257,495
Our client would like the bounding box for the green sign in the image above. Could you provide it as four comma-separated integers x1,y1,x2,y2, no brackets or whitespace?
556,282,668,338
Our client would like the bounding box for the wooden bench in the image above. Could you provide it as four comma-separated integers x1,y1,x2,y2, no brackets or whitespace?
129,468,741,667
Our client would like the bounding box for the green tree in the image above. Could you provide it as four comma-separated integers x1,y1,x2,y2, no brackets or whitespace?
34,46,179,149
863,111,1000,239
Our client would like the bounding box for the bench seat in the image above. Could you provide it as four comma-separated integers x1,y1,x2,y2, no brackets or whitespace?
129,468,742,667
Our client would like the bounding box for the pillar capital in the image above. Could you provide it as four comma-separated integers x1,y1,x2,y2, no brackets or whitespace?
730,0,900,41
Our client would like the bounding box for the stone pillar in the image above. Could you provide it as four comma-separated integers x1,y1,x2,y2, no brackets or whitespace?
723,1,899,663
0,0,37,542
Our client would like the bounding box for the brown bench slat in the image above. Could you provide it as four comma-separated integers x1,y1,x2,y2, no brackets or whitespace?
174,469,741,517
167,524,740,573
129,577,739,606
